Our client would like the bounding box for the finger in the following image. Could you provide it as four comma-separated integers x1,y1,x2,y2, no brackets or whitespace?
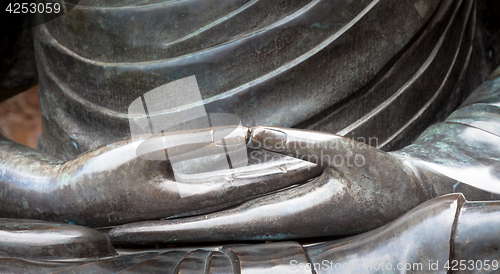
108,171,343,244
0,133,322,227
250,126,373,167
136,125,250,162
0,218,117,261
107,164,424,245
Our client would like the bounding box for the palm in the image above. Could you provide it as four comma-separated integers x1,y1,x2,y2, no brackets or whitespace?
108,127,434,244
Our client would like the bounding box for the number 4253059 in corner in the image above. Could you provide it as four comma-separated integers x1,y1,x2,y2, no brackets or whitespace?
5,2,62,14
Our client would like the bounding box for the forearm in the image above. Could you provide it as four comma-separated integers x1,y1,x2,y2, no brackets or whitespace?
391,69,500,200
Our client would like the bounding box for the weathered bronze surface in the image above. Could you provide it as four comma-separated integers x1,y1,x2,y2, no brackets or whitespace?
34,0,479,160
1,68,500,273
2,194,500,273
1,0,500,272
107,71,500,243
0,127,320,227
0,218,117,261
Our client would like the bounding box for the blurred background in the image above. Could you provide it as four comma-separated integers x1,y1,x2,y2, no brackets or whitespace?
0,85,40,148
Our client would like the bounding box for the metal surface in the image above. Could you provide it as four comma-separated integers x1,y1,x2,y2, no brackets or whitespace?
105,70,500,244
107,119,500,244
1,0,500,272
3,66,499,272
0,218,117,261
109,125,440,243
0,127,320,227
33,0,468,160
2,194,500,273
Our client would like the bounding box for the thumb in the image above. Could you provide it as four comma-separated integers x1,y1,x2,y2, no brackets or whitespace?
250,126,370,167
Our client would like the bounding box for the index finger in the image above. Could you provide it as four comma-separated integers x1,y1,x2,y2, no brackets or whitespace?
136,125,250,163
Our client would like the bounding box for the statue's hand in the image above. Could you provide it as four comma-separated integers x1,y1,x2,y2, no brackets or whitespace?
108,126,434,244
0,126,320,227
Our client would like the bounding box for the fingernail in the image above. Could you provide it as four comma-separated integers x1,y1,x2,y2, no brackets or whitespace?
250,127,287,150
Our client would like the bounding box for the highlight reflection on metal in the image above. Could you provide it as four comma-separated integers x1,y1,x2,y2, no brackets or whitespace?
0,218,117,262
0,127,320,227
1,0,500,272
2,196,500,273
1,68,500,272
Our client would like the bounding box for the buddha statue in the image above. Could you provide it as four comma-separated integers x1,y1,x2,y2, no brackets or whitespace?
0,0,499,272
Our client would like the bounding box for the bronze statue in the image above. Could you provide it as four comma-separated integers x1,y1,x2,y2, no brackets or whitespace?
0,0,500,272
2,70,500,273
